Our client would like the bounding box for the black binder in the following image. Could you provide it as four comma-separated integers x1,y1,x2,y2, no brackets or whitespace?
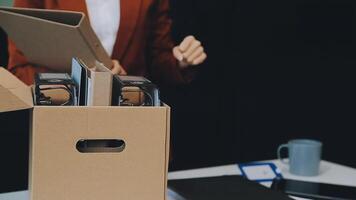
168,175,293,200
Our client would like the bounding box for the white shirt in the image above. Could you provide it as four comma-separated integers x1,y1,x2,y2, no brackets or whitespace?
85,0,120,56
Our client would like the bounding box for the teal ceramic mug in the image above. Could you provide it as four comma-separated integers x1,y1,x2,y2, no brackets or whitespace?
277,139,322,176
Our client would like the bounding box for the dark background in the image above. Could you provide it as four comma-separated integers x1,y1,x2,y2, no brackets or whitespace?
167,0,356,170
0,110,29,193
1,0,356,192
166,0,239,170
0,28,8,67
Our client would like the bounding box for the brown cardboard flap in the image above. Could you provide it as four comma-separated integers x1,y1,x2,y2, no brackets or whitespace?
0,68,33,112
0,67,28,88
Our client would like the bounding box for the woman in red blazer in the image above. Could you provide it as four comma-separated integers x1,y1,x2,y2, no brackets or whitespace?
8,0,207,85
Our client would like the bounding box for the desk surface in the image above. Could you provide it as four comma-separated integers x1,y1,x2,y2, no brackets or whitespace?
1,160,356,200
169,160,356,187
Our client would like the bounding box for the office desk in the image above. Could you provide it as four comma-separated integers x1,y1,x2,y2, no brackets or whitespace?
169,160,356,187
168,160,356,200
1,160,356,200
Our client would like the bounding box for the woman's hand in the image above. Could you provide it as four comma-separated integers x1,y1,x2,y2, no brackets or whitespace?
173,36,207,69
111,59,127,75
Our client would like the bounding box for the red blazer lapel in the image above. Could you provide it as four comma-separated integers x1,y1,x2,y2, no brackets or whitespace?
114,0,142,60
56,0,142,60
57,0,88,15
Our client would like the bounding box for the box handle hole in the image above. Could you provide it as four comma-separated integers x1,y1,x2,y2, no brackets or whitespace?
76,139,125,153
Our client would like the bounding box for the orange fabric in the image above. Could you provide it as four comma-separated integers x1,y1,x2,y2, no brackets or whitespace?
8,0,194,86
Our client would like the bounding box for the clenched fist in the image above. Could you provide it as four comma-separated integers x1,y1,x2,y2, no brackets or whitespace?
173,36,207,68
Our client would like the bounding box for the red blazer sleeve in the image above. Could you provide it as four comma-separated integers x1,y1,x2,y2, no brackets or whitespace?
147,0,196,86
8,40,49,85
8,0,48,85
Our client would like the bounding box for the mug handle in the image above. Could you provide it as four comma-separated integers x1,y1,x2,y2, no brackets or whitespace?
277,144,289,165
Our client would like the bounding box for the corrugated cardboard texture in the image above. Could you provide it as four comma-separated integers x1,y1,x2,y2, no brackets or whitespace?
0,68,33,112
30,106,169,200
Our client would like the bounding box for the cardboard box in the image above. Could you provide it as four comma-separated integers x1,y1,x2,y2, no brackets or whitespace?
0,68,170,200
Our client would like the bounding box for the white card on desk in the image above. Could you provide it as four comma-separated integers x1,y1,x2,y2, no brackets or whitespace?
242,165,277,180
238,162,283,182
